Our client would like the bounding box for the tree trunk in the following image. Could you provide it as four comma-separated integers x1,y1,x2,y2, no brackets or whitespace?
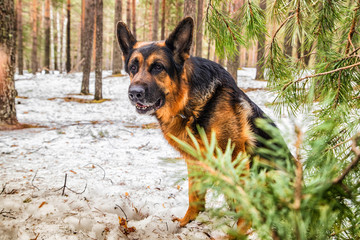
227,45,240,82
31,0,38,74
303,33,312,66
92,14,97,67
95,0,103,100
81,0,95,95
161,0,166,40
44,0,50,74
148,0,152,40
112,0,123,74
16,0,24,75
283,35,293,57
0,0,18,127
66,0,71,73
52,3,59,71
207,38,211,60
80,0,85,69
131,0,136,39
143,0,148,40
184,0,196,55
195,0,203,57
184,0,196,19
37,1,43,72
60,3,65,73
152,0,160,41
296,33,301,60
255,0,266,80
175,0,181,23
126,0,131,28
226,0,242,82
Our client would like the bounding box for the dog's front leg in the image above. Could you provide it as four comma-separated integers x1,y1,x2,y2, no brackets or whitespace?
174,161,206,227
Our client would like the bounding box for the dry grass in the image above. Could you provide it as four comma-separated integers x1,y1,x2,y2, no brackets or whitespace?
47,97,111,104
241,87,268,92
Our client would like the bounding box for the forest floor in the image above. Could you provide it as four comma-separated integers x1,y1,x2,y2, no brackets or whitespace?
0,69,302,240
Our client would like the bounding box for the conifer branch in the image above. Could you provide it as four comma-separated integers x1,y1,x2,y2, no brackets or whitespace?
188,158,262,219
271,13,295,46
345,0,360,54
332,133,360,185
282,61,360,90
247,0,254,16
209,3,238,43
349,46,360,56
269,12,295,68
328,137,352,151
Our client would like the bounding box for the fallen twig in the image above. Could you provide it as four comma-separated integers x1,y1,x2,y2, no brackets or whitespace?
54,173,87,196
0,184,6,195
62,173,67,196
115,204,128,221
0,208,16,219
31,170,40,191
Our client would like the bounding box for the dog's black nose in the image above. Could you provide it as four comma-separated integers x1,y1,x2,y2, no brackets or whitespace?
128,85,145,102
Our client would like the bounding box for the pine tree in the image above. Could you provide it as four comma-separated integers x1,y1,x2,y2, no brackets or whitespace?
52,1,59,71
195,0,204,58
0,0,18,128
184,0,196,55
81,0,95,95
66,0,71,73
152,0,160,41
16,0,24,75
95,0,103,101
80,0,85,69
160,0,166,40
131,0,136,39
226,1,242,82
186,0,360,238
112,0,123,74
44,0,51,74
31,0,38,74
126,0,131,28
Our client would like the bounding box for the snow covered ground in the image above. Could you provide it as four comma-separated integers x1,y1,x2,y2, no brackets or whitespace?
0,68,301,240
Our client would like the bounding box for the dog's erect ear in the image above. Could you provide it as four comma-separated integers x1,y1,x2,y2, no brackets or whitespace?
116,21,137,58
165,17,194,64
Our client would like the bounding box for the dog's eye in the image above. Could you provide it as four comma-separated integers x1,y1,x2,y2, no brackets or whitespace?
130,65,137,73
151,63,163,74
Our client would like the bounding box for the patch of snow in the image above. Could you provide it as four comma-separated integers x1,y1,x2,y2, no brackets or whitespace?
0,69,306,239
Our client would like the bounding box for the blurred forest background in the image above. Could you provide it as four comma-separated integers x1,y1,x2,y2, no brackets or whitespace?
12,0,285,76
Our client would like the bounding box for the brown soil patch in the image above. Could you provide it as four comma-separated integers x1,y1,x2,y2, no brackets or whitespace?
0,123,47,131
104,73,127,78
241,87,268,92
47,97,111,103
125,122,160,129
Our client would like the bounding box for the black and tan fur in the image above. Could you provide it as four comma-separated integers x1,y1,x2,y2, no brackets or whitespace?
117,17,282,231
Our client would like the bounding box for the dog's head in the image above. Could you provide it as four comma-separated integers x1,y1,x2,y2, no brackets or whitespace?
117,17,194,115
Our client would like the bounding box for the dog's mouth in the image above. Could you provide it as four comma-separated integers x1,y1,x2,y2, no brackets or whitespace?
135,98,164,114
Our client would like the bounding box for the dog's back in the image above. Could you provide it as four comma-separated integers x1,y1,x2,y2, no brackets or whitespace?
183,56,276,158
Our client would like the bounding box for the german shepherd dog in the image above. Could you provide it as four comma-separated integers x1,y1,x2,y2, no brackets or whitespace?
117,17,285,232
